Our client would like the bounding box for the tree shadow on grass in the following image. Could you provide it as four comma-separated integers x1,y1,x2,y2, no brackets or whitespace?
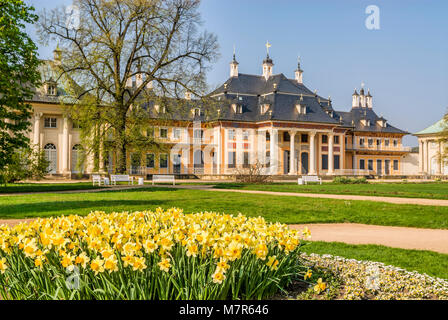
0,199,176,219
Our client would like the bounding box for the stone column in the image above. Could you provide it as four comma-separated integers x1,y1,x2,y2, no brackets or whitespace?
33,113,42,148
328,133,334,175
216,126,222,175
309,131,316,175
289,131,296,175
425,140,429,173
62,116,69,174
270,128,278,175
438,141,443,175
257,130,267,174
418,140,424,173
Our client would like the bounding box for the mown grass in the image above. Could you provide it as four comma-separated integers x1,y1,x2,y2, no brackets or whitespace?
301,241,448,280
0,188,447,229
212,182,448,200
0,183,103,194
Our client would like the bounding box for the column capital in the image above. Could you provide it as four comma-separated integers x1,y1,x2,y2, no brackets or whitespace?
35,112,43,120
288,130,297,136
309,130,317,137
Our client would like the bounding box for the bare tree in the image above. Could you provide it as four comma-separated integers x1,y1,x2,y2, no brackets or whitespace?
235,160,272,184
38,0,219,173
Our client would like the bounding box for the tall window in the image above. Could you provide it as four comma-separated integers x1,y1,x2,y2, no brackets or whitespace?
393,160,399,171
228,129,235,140
334,135,340,145
321,154,328,170
359,159,365,170
266,131,270,141
243,152,250,168
44,117,57,128
227,151,236,168
322,135,328,144
334,155,340,170
160,154,168,168
146,153,155,168
242,130,249,141
301,134,308,143
368,159,373,171
385,139,390,147
173,128,181,140
393,139,398,147
160,128,168,139
368,138,373,147
359,138,365,147
283,132,290,142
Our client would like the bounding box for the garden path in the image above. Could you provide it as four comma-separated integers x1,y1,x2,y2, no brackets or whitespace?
289,223,448,254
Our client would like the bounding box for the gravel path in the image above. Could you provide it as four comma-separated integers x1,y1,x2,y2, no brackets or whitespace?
290,223,448,254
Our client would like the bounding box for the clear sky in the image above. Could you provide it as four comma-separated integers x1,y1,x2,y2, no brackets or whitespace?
27,0,448,146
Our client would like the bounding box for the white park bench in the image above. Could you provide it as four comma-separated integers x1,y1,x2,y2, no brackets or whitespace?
110,174,134,185
300,175,322,185
152,174,176,185
92,174,104,186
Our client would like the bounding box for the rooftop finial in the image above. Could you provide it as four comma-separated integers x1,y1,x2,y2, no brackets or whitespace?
265,40,271,57
233,44,236,61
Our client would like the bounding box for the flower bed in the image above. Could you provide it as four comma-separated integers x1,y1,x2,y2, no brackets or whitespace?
300,253,448,300
0,208,307,300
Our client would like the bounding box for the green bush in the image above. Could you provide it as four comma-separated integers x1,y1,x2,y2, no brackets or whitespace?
332,176,368,184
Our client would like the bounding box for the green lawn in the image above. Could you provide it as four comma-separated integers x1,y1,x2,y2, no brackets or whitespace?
301,241,448,280
0,182,103,194
212,182,448,200
0,188,447,229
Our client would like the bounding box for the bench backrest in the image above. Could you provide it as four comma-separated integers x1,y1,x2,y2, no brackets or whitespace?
111,174,130,181
303,175,320,181
153,175,175,181
92,174,101,180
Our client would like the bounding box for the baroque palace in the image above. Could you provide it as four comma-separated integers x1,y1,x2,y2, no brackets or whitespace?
28,46,412,178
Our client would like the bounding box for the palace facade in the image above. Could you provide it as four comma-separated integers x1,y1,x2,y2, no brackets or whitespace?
27,48,411,178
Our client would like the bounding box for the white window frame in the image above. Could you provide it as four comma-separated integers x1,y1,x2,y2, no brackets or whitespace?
159,127,168,139
44,117,57,128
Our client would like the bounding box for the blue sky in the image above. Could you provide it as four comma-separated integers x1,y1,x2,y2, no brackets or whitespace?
27,0,448,146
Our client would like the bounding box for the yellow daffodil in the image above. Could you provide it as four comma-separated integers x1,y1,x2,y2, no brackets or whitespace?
158,258,171,272
314,278,327,294
266,256,279,271
0,257,8,274
212,270,226,284
304,269,312,280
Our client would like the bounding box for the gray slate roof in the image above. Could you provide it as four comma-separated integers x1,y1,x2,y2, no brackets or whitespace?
334,108,408,134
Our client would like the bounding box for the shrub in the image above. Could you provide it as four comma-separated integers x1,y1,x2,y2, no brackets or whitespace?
332,176,368,184
0,209,307,300
234,160,272,184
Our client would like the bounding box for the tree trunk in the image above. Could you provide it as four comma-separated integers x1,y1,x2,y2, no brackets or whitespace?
115,113,128,174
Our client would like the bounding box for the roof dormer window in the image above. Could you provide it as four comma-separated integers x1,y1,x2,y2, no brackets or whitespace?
377,119,387,128
232,104,242,114
44,80,57,96
360,119,370,126
192,108,202,117
260,104,270,115
296,104,306,115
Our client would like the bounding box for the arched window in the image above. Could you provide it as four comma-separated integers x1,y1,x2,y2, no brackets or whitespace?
71,144,84,173
44,143,57,174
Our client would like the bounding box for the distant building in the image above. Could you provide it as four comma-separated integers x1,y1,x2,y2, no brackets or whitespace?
26,46,411,177
414,118,448,175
